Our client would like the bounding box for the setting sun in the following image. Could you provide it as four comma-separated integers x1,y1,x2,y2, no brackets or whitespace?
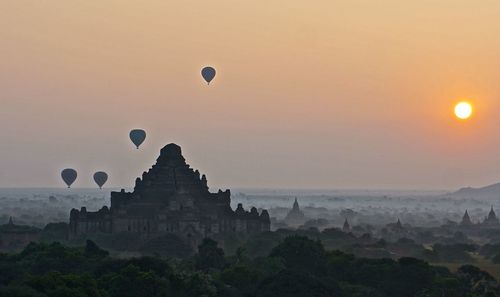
454,102,473,120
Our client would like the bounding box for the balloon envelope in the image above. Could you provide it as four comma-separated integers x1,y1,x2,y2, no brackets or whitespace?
61,168,77,188
129,129,146,149
201,66,216,84
93,171,108,189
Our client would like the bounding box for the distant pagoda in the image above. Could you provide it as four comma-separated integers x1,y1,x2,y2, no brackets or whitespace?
482,206,499,226
458,207,500,229
284,198,306,226
0,216,41,252
460,210,473,226
342,218,351,232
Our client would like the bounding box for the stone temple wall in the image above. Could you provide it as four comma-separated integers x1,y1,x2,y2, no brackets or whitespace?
69,143,270,244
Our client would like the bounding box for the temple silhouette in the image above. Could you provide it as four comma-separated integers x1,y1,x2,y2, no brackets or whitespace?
460,206,500,228
69,143,270,245
284,198,306,226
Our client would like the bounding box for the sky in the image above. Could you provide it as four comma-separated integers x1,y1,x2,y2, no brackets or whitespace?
1,1,500,190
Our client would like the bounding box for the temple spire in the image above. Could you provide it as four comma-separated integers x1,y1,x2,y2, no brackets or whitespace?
292,198,299,211
396,218,403,229
342,218,350,232
488,206,497,220
461,209,472,226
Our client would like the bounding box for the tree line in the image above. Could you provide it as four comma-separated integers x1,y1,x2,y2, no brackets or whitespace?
0,235,499,297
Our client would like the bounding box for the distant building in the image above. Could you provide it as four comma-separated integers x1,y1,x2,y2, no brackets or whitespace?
482,206,499,226
0,217,40,252
385,218,405,232
395,218,403,230
284,198,305,226
380,218,409,240
457,207,500,229
460,210,473,226
69,144,270,246
342,218,351,232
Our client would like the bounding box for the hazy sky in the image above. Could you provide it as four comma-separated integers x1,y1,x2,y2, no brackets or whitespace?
1,1,500,190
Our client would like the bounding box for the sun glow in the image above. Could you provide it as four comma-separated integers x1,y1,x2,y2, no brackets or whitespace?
454,102,473,120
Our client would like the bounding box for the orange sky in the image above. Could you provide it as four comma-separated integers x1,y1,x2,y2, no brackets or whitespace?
1,1,500,189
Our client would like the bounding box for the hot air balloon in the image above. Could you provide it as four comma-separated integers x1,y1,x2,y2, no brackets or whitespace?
93,171,108,189
201,66,216,85
61,168,77,188
129,129,146,149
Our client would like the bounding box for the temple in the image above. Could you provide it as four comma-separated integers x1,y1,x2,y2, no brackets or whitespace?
69,143,270,245
459,207,500,228
342,218,351,232
483,206,499,226
460,209,472,226
0,217,40,252
284,198,306,226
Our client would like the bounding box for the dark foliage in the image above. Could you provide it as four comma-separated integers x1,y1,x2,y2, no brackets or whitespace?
270,235,327,274
0,236,498,297
195,238,226,272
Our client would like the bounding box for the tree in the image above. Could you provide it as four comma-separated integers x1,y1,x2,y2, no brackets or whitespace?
84,240,109,258
25,272,106,297
220,265,262,296
195,238,225,271
106,264,169,297
269,236,327,274
0,285,47,297
255,270,341,297
457,264,498,296
169,271,217,297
